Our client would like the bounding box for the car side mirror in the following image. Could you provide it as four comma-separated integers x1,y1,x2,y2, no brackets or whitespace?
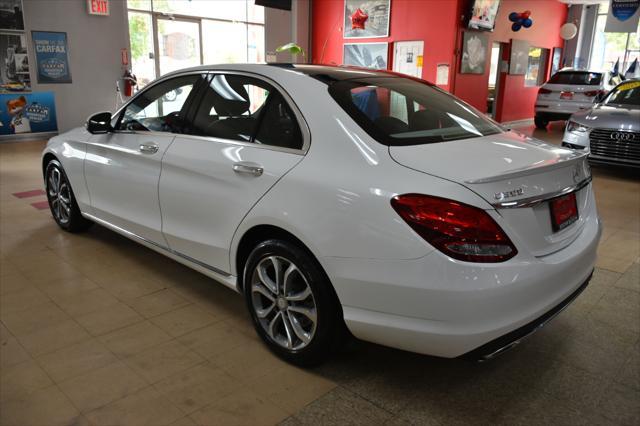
86,112,112,134
594,92,606,103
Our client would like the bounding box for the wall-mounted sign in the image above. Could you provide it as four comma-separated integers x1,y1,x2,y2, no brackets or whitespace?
436,63,449,86
32,31,72,84
605,0,640,32
0,91,57,135
87,0,109,16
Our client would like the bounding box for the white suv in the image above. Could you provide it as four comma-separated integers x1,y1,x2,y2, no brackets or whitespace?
535,69,613,129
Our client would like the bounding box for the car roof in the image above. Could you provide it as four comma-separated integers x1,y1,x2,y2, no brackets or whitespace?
161,63,404,84
556,68,605,74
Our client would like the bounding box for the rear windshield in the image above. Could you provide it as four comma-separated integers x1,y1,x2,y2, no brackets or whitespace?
547,71,602,86
604,80,640,107
328,77,503,146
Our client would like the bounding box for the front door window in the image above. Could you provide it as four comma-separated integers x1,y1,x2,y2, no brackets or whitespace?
119,74,201,132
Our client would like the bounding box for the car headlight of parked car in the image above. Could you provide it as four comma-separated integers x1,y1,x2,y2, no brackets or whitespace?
566,120,590,133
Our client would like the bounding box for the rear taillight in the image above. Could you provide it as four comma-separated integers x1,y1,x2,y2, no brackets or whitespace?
391,194,517,263
538,88,552,95
584,89,604,97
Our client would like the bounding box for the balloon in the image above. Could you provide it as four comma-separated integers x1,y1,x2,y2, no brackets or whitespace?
512,22,522,31
522,10,531,19
522,18,533,28
560,23,578,40
508,12,520,22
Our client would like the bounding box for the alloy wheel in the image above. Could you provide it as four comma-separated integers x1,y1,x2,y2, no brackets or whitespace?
250,255,317,351
47,166,71,224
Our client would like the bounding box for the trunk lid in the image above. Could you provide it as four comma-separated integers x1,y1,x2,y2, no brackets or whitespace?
389,131,592,257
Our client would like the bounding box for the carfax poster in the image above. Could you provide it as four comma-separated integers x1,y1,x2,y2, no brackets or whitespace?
0,91,58,135
31,31,72,84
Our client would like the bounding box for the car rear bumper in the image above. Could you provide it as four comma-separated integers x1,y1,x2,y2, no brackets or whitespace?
461,271,592,360
536,111,572,121
324,208,602,358
535,101,592,120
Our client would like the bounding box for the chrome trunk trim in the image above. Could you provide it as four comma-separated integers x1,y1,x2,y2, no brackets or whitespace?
492,176,592,209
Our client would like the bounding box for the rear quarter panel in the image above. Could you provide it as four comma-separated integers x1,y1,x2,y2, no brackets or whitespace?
230,87,492,275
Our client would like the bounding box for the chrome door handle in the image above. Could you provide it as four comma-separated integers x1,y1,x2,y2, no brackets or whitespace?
232,162,264,176
139,143,159,154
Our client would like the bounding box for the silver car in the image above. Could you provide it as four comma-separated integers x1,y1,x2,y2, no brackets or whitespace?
562,79,640,167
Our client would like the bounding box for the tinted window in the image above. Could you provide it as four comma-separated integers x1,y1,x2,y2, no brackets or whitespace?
119,75,200,132
254,92,303,150
329,77,502,146
604,80,640,107
547,71,602,85
189,74,270,142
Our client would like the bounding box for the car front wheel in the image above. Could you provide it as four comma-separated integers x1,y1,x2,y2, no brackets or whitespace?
243,239,344,366
45,160,92,232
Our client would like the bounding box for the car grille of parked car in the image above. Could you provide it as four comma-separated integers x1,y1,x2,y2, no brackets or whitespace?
589,129,640,163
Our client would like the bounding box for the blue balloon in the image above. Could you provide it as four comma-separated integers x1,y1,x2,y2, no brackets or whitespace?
512,22,522,31
522,18,533,28
508,12,520,22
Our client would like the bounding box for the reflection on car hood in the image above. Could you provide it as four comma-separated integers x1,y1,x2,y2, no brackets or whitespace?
571,105,640,131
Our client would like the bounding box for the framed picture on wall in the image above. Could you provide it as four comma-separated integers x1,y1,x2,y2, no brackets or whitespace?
343,0,390,39
0,32,30,92
343,42,388,69
551,47,562,76
460,31,488,74
0,0,24,31
509,39,530,75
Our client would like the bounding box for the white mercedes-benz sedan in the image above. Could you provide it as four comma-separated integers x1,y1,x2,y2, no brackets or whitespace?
42,64,601,365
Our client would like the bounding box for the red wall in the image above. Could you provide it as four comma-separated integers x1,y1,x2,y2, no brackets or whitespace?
311,0,568,122
452,0,568,121
312,0,459,91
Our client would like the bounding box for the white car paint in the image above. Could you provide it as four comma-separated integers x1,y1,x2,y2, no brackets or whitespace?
42,64,601,358
535,69,613,122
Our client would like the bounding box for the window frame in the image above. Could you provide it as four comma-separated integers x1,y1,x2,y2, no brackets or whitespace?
111,70,311,155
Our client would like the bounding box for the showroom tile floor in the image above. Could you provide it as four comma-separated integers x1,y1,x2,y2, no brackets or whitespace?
0,123,638,426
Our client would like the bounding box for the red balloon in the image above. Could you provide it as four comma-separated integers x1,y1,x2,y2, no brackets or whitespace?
522,10,531,18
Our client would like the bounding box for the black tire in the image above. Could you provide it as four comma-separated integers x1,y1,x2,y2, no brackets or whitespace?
44,159,93,233
243,239,344,366
534,116,548,129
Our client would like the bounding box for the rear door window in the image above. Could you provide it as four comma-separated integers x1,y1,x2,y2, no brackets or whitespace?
189,74,270,142
547,72,602,85
188,73,304,150
253,92,303,150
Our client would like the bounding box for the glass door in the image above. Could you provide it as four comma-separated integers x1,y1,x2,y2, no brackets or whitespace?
155,17,202,76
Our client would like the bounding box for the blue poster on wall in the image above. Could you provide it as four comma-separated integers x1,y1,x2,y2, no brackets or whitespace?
0,91,58,135
31,31,72,84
